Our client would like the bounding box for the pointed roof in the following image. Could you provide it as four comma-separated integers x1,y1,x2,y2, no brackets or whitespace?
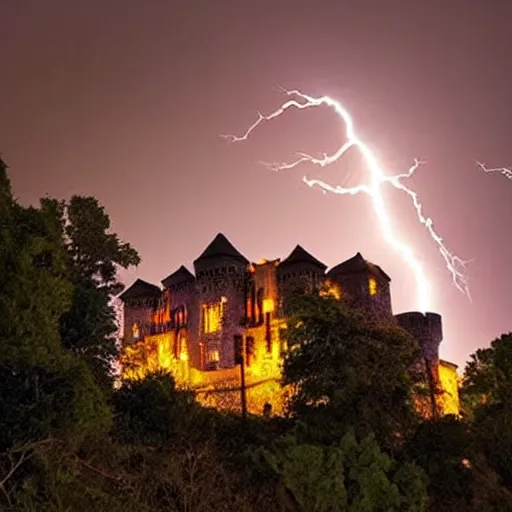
119,279,161,301
327,252,391,281
279,245,327,270
161,265,195,289
194,233,249,265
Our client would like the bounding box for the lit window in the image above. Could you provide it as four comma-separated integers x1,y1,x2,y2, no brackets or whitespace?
132,322,140,341
320,281,342,300
208,349,220,363
202,298,226,334
263,298,275,314
369,277,378,296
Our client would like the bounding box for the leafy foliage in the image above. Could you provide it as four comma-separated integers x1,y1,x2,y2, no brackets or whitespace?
63,196,140,293
2,158,512,510
460,333,512,491
57,195,140,391
256,431,428,511
112,371,196,445
0,194,72,369
282,292,421,448
462,332,512,412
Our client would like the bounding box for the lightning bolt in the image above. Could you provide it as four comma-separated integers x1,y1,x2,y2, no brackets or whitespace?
477,162,512,180
223,89,470,312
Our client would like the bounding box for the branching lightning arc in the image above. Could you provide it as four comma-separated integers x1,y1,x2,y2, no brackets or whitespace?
223,89,469,312
477,162,512,180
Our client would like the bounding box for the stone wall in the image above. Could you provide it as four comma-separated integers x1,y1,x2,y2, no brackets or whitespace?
194,255,247,369
395,311,443,364
123,297,156,344
330,271,393,321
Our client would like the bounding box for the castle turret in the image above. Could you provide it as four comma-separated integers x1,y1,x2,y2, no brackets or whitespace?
395,311,445,417
277,245,327,301
161,265,196,365
119,279,161,343
193,233,249,369
328,252,393,320
394,311,443,365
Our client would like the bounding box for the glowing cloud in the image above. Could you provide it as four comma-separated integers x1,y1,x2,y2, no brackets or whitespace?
223,89,469,312
477,162,512,180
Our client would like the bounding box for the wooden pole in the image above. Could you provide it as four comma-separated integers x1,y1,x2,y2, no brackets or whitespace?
240,336,248,419
234,334,247,420
425,357,438,420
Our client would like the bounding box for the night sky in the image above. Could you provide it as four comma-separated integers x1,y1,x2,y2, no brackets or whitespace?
2,1,511,370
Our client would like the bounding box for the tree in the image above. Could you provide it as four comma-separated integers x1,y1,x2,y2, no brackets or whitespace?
405,416,473,510
58,196,140,391
0,159,111,454
255,431,428,511
0,163,72,370
281,291,421,449
112,371,196,445
461,333,512,492
461,332,512,412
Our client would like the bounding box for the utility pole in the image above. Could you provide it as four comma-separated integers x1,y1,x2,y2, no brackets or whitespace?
234,335,247,420
425,358,439,420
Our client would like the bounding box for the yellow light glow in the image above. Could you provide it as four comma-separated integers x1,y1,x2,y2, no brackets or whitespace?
120,311,460,422
131,322,140,341
263,298,275,313
209,349,220,362
320,281,342,300
438,361,460,415
369,277,378,296
202,299,225,334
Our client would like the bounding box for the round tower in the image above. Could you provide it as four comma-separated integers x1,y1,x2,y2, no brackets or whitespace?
394,311,443,364
328,253,393,321
193,233,249,369
119,279,162,343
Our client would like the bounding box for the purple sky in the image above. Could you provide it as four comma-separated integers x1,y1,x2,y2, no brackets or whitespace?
2,1,511,370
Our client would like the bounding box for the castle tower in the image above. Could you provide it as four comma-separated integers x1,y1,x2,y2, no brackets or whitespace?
327,252,393,320
394,311,443,367
161,265,197,366
395,311,444,417
193,233,249,369
277,245,327,307
119,279,161,343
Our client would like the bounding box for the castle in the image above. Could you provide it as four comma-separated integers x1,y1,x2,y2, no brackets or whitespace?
120,233,459,416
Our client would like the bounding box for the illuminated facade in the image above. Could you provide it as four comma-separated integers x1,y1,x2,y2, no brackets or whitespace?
120,233,459,417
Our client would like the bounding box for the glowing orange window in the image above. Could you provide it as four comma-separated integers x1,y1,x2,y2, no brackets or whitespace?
202,297,226,334
368,277,378,296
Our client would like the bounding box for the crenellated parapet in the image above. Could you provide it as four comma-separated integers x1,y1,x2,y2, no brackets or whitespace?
394,311,443,364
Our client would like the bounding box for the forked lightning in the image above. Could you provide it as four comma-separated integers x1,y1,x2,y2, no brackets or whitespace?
477,162,512,180
223,89,469,312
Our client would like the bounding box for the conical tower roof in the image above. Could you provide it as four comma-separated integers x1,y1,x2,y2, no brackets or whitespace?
194,233,249,265
119,279,161,301
161,265,195,288
327,252,390,281
280,245,327,270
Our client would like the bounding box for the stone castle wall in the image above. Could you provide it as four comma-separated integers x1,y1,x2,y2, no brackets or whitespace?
120,236,457,417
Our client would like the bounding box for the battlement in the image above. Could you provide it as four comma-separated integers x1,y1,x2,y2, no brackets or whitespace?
395,311,443,362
